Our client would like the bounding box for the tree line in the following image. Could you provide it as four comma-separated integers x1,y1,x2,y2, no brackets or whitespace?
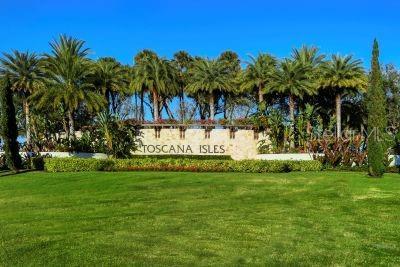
0,35,396,176
0,35,399,147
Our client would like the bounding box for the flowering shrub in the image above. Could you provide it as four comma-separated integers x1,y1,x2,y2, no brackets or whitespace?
218,118,229,125
152,118,179,124
233,118,252,125
195,119,216,125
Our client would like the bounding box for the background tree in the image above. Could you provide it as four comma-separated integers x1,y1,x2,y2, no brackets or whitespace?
173,51,193,122
132,50,178,121
0,76,22,170
218,51,241,119
132,50,155,121
187,58,233,120
269,59,315,147
367,40,387,177
292,46,325,71
0,51,44,145
292,46,325,135
382,64,400,131
31,35,104,141
93,57,129,114
240,53,276,112
319,55,367,137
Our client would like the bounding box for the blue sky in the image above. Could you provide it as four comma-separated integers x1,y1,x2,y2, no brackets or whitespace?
2,0,400,68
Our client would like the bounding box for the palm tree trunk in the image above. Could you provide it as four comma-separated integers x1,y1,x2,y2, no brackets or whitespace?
223,95,227,119
134,92,138,120
180,89,185,122
307,121,312,137
158,96,163,120
105,89,111,113
288,94,295,148
62,115,68,141
258,85,264,103
209,93,215,121
23,99,31,145
68,110,75,141
199,103,206,120
140,90,145,121
336,93,341,138
288,94,295,125
111,92,117,114
152,89,159,121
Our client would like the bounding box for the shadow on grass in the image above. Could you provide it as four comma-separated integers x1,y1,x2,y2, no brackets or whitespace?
0,169,34,177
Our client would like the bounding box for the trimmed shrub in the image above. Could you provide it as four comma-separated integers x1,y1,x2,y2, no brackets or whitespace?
44,158,323,173
24,154,53,170
44,158,115,172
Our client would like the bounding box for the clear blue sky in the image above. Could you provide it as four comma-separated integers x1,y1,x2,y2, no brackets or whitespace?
2,0,399,68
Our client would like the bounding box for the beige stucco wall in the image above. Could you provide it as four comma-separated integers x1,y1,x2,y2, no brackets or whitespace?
133,128,269,160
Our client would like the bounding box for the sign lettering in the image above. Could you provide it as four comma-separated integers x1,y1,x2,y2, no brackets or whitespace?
138,144,226,154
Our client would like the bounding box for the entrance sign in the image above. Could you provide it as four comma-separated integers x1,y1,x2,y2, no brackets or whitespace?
133,128,264,160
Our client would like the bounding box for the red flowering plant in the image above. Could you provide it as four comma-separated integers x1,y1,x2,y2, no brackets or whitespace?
233,117,252,126
218,118,229,126
152,118,179,125
180,118,193,125
196,119,216,125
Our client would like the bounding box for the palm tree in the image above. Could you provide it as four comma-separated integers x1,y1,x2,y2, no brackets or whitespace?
218,51,241,119
93,57,129,114
269,59,316,147
31,35,104,141
187,58,233,120
240,53,276,110
132,50,178,121
132,50,154,121
291,46,325,135
319,55,367,137
173,51,193,122
0,51,44,145
292,46,325,71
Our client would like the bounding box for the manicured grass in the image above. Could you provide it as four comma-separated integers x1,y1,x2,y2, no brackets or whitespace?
0,171,399,265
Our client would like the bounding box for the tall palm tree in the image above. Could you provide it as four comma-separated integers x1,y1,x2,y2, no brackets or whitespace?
218,51,241,119
269,59,316,147
240,53,276,110
292,46,325,71
31,35,104,141
93,57,129,114
319,55,367,137
292,46,325,134
187,58,233,120
0,51,44,145
132,50,178,121
132,50,154,121
173,51,193,122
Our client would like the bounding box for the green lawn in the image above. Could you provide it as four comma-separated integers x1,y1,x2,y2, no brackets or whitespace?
0,171,399,265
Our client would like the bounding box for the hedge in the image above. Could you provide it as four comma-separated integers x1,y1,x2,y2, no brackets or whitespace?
44,158,323,173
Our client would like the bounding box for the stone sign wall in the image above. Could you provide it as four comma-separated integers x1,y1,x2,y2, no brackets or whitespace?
133,128,268,160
